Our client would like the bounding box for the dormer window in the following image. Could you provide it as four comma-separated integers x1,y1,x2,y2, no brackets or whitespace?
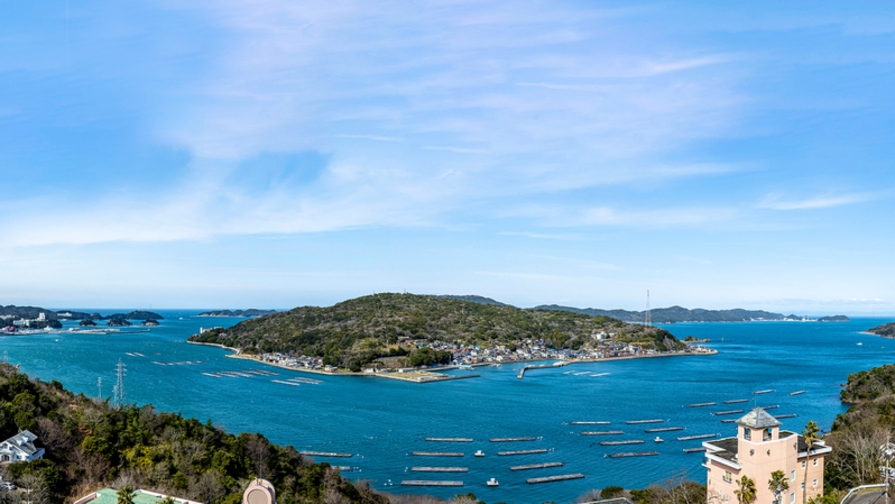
744,427,751,441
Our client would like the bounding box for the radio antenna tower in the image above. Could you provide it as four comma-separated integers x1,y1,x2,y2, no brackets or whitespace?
645,290,652,328
96,377,103,403
113,359,126,409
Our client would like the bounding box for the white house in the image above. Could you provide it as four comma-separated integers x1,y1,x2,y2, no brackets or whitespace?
0,430,45,463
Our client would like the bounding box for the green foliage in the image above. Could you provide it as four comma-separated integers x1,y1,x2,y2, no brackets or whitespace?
601,485,625,499
187,293,682,368
868,322,895,338
735,475,757,504
840,364,895,403
0,364,389,504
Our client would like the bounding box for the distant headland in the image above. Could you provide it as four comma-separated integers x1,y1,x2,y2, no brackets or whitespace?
197,309,277,318
868,322,895,338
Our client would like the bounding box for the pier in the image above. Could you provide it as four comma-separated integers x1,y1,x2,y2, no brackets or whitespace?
401,481,464,487
426,438,473,442
581,431,624,436
497,449,549,456
607,452,658,458
517,362,567,379
599,440,644,446
713,410,744,416
723,399,748,404
412,452,464,457
676,434,717,441
527,474,585,484
510,462,565,471
644,427,683,433
625,419,663,424
490,437,536,442
689,402,717,408
571,421,611,425
300,451,352,458
411,467,468,473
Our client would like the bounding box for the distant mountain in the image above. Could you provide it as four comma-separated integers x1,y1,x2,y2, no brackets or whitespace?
533,304,804,323
198,309,277,318
1,305,162,321
819,315,850,322
437,295,508,306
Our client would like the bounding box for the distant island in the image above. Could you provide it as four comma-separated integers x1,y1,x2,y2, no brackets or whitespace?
532,304,826,323
818,315,850,322
868,322,895,338
198,309,277,318
0,305,163,322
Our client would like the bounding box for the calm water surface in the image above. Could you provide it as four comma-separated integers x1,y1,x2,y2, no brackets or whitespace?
2,313,894,504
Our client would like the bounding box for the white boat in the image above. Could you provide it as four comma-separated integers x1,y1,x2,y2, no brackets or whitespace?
458,365,474,370
486,477,499,487
857,342,863,346
474,450,485,457
654,436,664,443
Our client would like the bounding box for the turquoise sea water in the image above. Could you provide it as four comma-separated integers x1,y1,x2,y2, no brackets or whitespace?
2,313,894,504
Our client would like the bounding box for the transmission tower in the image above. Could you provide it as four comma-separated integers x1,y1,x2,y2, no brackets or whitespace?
645,290,652,328
96,377,103,402
112,359,126,409
2,350,7,364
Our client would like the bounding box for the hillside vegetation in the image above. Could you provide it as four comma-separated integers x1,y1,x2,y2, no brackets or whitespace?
188,293,682,369
868,322,895,337
0,363,386,504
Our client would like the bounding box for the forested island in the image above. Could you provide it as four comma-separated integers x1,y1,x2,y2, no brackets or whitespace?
188,293,685,372
534,304,816,323
867,322,895,337
0,305,163,322
198,309,277,318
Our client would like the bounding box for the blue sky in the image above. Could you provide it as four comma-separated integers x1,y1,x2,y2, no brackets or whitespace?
2,1,894,313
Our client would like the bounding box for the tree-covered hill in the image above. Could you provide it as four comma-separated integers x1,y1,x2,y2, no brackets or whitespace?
0,363,387,504
868,322,895,337
188,293,682,370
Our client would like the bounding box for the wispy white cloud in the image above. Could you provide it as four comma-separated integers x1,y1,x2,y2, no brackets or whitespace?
422,146,489,154
758,191,883,210
335,134,405,142
499,231,589,241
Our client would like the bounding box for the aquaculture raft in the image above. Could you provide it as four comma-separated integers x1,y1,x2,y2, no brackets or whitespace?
526,474,585,484
683,447,707,453
713,410,744,416
644,427,683,433
626,419,664,424
581,431,624,436
300,451,352,458
412,452,464,457
571,421,611,425
426,438,473,442
607,452,659,458
676,434,717,441
510,462,565,471
411,467,468,473
599,440,644,446
497,449,549,456
723,399,748,404
490,437,536,442
689,402,717,407
401,481,464,487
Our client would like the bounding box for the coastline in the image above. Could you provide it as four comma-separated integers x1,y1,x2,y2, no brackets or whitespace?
187,340,717,383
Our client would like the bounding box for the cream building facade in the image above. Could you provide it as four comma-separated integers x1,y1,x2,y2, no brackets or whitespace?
703,408,831,504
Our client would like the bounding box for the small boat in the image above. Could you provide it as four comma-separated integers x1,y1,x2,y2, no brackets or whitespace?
474,450,485,457
486,478,499,487
654,436,664,443
458,365,474,370
857,342,863,346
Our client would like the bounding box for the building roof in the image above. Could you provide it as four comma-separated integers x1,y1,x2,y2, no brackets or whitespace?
737,407,781,429
1,430,41,456
79,488,202,504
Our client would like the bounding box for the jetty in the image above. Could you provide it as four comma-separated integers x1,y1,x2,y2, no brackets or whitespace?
490,437,536,442
723,399,748,404
571,421,611,425
581,431,624,436
775,414,797,419
644,427,683,433
426,438,473,442
753,389,775,395
527,474,584,484
497,449,549,456
677,434,717,441
689,402,717,408
599,440,644,446
401,481,464,487
411,467,468,473
300,451,352,458
517,362,567,379
412,452,464,457
683,447,707,453
607,452,658,458
720,419,737,423
510,462,565,471
713,410,744,416
789,390,806,396
625,419,664,425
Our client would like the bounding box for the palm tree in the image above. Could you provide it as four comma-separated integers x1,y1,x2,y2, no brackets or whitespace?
116,485,136,504
769,470,790,504
802,420,820,504
735,475,757,504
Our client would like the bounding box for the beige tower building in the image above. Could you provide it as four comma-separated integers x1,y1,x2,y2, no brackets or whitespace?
703,408,831,504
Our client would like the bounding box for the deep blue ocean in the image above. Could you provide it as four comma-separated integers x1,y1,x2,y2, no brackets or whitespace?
2,313,894,504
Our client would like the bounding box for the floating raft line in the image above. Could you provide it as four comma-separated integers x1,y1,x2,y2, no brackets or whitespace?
775,414,798,419
426,438,473,442
571,421,611,425
412,452,464,457
490,437,536,442
713,410,744,416
271,380,300,386
608,452,658,458
723,399,748,404
511,462,565,471
300,451,352,458
789,390,806,396
497,449,549,456
720,419,737,423
759,405,779,410
527,473,585,484
401,480,464,487
683,447,707,453
644,427,684,433
411,467,468,473
689,402,717,408
600,440,644,446
626,419,664,425
677,434,717,441
753,389,775,395
581,431,624,436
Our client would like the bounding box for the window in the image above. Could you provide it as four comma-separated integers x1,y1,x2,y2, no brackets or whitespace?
791,470,796,481
801,461,806,468
744,428,751,441
813,479,818,488
764,428,772,441
801,483,805,491
813,459,818,466
723,471,732,483
791,493,796,504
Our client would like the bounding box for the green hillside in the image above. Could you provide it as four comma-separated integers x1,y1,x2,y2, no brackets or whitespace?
868,321,895,337
188,293,683,370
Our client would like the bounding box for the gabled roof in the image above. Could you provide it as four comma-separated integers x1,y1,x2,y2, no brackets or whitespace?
737,407,781,429
1,430,41,456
